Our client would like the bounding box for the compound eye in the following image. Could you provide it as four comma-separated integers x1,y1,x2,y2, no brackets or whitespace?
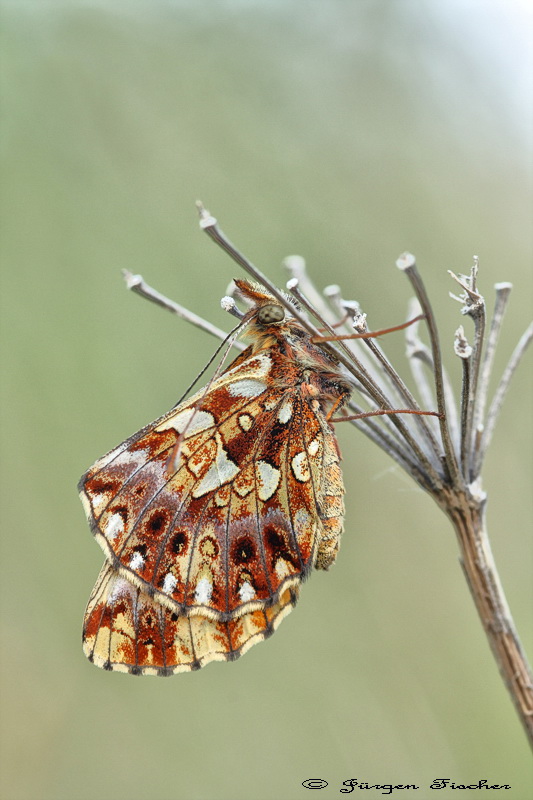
257,303,285,325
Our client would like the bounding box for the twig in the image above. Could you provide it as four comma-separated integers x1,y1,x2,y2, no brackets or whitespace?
471,282,513,476
197,202,319,337
454,326,473,478
122,269,244,349
449,263,486,481
404,300,460,451
397,254,463,487
477,320,533,469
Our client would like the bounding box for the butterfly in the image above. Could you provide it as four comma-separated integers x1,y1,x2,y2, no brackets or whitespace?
79,279,350,675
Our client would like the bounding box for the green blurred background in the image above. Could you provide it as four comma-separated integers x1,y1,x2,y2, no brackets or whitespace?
1,1,532,798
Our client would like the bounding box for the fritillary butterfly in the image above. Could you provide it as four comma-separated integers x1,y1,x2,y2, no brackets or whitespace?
79,279,349,674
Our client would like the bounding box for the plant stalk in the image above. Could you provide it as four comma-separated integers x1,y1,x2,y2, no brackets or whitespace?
444,491,533,749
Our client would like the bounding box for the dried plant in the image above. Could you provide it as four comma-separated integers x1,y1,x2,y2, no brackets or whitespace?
123,204,533,747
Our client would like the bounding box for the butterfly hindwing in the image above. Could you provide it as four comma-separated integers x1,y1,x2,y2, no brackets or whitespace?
83,561,299,675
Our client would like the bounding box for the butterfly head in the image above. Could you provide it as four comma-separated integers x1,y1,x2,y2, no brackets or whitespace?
256,303,285,325
232,278,297,347
233,279,291,324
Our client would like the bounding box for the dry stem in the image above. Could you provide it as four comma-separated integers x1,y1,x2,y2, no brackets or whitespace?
122,205,533,749
444,493,533,744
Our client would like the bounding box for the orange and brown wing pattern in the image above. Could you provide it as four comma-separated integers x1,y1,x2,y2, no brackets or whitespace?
83,561,299,675
79,350,343,622
79,278,348,674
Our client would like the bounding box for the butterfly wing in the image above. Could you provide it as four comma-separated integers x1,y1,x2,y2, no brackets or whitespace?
79,347,344,621
83,561,299,675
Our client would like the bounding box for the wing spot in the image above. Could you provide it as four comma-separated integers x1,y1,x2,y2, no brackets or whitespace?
263,397,278,411
192,435,240,497
291,451,310,482
108,575,135,605
238,413,254,431
129,551,145,570
157,408,215,437
171,531,188,554
104,513,124,540
88,479,119,515
308,437,321,456
194,577,213,604
256,460,281,501
91,480,116,494
228,379,267,398
275,558,291,579
238,581,256,602
233,537,256,565
148,511,167,532
162,573,177,594
265,527,296,570
199,536,219,558
278,401,292,424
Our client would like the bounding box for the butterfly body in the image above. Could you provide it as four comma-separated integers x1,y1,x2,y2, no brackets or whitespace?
80,280,349,674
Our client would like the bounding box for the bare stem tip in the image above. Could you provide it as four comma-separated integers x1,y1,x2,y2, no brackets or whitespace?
196,200,217,229
396,252,417,271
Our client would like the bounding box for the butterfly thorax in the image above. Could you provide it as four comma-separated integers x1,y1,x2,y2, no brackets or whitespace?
241,316,352,416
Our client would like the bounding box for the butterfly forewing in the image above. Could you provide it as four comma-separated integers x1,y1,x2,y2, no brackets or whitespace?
80,354,336,618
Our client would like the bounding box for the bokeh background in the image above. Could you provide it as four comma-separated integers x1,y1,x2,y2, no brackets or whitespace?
1,1,532,799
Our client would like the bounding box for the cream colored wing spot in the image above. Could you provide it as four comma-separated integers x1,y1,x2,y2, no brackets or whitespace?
275,558,291,580
89,492,109,517
108,574,135,605
308,437,321,456
157,408,215,437
192,433,240,497
291,451,310,482
104,513,125,540
239,581,256,602
129,551,145,570
238,413,254,431
256,460,281,501
194,577,213,604
277,400,292,424
162,573,177,594
227,379,267,398
227,353,271,380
